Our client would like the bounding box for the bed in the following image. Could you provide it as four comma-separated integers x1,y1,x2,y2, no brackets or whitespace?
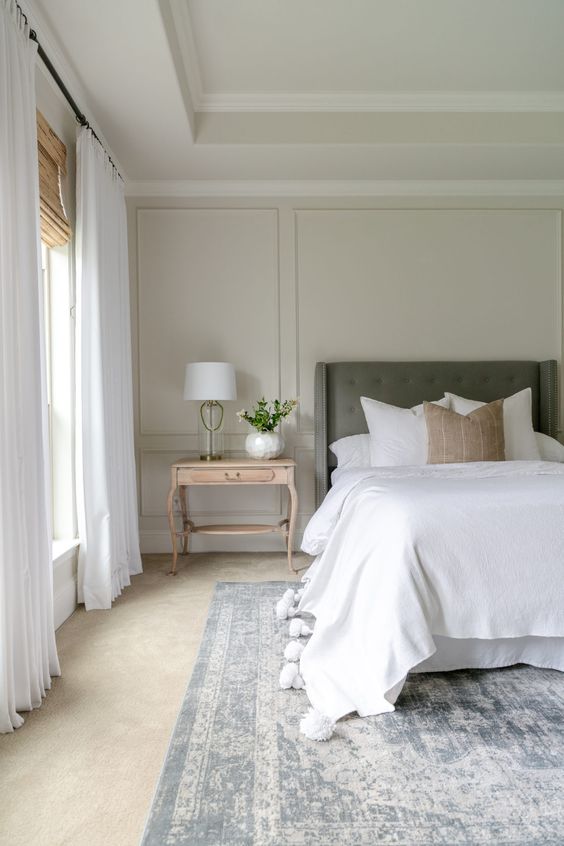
297,360,564,739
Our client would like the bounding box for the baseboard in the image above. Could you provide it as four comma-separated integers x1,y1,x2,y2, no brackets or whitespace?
140,529,305,555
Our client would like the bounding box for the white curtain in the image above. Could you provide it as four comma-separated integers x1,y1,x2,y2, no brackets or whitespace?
0,0,60,732
76,128,142,610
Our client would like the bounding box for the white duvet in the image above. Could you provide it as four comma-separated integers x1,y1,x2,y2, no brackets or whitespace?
299,461,564,722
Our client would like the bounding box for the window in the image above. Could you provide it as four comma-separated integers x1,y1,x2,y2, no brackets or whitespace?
41,242,76,542
38,111,76,547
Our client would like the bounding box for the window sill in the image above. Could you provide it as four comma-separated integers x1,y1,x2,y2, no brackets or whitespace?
52,538,80,567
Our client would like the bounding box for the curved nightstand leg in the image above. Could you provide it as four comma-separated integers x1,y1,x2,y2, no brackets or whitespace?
179,485,189,555
287,472,298,573
278,518,290,548
167,486,178,576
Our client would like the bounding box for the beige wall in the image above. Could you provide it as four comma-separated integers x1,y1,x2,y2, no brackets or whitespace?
128,196,563,553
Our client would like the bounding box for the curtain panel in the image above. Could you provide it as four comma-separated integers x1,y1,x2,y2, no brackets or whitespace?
0,0,60,732
75,129,142,610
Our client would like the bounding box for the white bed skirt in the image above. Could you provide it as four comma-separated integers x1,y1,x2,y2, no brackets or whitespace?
413,636,564,674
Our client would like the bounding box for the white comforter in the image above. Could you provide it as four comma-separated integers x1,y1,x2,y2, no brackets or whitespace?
299,461,564,721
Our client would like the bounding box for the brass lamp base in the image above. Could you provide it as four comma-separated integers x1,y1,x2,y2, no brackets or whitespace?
200,454,223,461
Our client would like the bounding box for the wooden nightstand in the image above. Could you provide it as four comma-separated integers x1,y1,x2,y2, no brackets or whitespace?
167,457,298,575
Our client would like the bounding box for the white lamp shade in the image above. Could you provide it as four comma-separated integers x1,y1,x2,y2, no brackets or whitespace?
183,362,237,401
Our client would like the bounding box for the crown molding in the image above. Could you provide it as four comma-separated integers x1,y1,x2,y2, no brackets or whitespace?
158,0,202,139
198,91,564,114
168,0,203,106
157,2,564,117
125,179,564,199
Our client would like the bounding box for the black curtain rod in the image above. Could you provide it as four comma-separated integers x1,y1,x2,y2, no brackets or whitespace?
14,1,123,179
30,32,87,126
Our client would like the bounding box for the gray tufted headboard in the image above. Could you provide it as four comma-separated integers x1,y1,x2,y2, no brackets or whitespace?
314,360,558,508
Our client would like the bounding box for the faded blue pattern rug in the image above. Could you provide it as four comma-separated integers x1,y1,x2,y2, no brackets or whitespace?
141,581,564,845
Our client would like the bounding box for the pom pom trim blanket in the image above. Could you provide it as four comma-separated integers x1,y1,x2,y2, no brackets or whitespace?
299,462,564,723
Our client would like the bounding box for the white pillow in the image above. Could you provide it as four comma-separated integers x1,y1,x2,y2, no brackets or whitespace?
360,396,449,467
329,434,371,469
535,432,564,462
445,388,540,461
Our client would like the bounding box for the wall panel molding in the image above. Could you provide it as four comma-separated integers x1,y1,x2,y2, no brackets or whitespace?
137,207,280,437
130,195,563,553
295,207,561,433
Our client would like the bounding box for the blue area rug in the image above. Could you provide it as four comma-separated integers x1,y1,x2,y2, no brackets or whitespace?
141,581,564,845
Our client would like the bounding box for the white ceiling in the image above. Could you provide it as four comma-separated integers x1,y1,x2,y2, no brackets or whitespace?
27,0,564,185
189,0,564,96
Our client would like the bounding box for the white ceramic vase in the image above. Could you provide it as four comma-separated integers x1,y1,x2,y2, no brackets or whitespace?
245,431,284,460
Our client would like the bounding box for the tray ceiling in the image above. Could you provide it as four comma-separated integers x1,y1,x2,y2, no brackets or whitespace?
188,0,564,101
29,0,564,184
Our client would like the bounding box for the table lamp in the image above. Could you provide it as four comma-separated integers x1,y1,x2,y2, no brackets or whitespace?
183,362,237,460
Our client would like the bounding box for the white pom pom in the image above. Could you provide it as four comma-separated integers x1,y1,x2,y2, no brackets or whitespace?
287,606,297,618
284,641,304,662
289,619,313,638
288,618,302,637
292,672,305,690
300,708,335,741
276,599,290,620
296,587,305,599
276,588,298,620
279,663,298,689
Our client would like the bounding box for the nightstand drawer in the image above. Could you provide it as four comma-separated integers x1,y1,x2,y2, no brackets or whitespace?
177,466,287,485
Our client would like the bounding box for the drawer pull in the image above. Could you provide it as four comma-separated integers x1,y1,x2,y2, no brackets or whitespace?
225,472,241,480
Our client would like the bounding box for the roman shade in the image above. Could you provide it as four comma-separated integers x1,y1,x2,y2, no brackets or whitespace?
37,110,71,247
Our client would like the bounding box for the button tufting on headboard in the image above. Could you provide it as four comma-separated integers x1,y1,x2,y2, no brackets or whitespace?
314,360,559,508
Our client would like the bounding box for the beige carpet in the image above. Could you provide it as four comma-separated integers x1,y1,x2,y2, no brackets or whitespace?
0,552,307,846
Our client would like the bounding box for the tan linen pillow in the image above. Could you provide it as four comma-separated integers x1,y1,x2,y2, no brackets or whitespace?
424,399,505,464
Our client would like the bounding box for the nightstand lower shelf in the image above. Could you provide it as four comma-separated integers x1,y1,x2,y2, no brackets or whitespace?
176,522,288,536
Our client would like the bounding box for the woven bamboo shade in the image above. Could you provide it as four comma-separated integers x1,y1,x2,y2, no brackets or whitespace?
37,110,71,248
